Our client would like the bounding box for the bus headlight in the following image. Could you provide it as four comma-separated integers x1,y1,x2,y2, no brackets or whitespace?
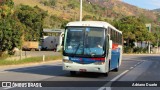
63,59,73,63
94,62,105,65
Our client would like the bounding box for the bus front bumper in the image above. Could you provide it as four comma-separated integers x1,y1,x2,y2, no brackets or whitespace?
63,62,107,73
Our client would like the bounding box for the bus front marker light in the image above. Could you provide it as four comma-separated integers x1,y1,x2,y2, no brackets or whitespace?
63,59,68,62
68,61,73,63
63,59,73,63
66,66,69,68
66,66,71,69
67,66,70,68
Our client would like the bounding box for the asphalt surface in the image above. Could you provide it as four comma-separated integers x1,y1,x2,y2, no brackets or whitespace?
0,54,160,90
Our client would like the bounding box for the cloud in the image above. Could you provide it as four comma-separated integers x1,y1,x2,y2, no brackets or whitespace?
147,0,160,8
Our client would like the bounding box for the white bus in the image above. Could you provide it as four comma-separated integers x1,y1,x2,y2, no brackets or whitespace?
62,21,122,76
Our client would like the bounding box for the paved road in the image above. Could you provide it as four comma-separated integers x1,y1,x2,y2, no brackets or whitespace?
0,54,160,90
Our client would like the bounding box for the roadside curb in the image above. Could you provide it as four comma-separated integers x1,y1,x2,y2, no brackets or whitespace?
123,54,160,56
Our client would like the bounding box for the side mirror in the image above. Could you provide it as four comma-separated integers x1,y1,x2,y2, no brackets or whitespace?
109,40,112,49
61,34,64,46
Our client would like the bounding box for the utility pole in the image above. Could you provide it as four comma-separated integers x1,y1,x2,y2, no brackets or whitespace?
20,44,22,60
157,38,159,53
80,0,82,21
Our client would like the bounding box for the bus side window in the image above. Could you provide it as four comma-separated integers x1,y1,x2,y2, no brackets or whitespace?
118,34,120,45
117,33,119,44
116,32,118,44
120,34,122,45
115,31,117,44
112,29,115,43
111,29,113,41
106,34,109,56
108,27,110,35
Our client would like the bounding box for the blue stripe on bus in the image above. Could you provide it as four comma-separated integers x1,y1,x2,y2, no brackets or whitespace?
68,48,120,67
69,57,105,64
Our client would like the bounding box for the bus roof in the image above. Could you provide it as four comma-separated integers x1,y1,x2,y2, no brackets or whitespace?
66,21,122,34
43,29,64,33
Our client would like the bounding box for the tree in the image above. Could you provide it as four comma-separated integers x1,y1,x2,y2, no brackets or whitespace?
83,15,92,20
152,25,160,47
43,14,69,28
68,3,76,9
16,5,47,41
113,16,155,52
83,15,97,21
0,2,47,56
0,0,23,55
40,0,56,7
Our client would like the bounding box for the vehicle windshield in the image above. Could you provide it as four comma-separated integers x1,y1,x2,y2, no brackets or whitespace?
64,27,105,57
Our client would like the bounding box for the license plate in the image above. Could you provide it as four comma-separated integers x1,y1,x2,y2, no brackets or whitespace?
79,69,87,72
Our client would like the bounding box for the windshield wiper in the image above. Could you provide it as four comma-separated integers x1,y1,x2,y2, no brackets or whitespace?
73,43,80,55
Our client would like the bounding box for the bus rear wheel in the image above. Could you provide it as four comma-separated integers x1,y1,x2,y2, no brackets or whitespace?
113,67,119,72
70,71,76,76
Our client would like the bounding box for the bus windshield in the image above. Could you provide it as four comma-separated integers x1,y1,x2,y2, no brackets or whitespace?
64,27,105,57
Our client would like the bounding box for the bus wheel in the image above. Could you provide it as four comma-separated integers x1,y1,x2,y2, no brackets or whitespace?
103,61,110,76
113,67,119,72
103,72,109,76
70,71,76,76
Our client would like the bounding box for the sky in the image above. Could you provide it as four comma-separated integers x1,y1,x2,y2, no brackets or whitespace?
122,0,160,10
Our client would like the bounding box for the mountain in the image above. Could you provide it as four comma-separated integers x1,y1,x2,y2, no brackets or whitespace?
13,0,158,28
152,8,160,13
88,0,157,20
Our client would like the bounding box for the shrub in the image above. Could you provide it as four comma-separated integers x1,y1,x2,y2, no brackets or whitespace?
68,3,76,9
123,46,133,53
133,47,148,53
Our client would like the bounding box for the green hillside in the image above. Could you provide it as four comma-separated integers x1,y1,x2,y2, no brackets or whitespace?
13,0,159,28
13,0,105,28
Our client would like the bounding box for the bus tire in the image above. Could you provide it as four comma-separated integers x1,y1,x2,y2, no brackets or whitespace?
104,72,109,76
103,61,110,76
70,71,76,76
102,71,109,76
113,67,119,72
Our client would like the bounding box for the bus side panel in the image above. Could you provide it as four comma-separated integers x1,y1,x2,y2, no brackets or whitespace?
110,44,121,70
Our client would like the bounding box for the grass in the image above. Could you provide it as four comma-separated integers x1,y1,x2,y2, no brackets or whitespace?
0,55,62,66
13,0,61,16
